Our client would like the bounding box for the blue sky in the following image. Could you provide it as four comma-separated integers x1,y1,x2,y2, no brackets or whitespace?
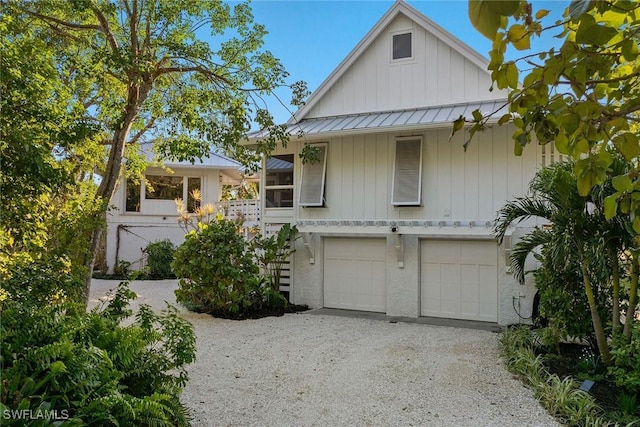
234,0,568,125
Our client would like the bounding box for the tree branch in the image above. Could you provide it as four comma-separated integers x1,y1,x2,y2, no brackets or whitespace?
156,65,232,86
128,116,157,145
22,9,101,30
556,72,640,87
130,0,139,55
89,4,120,53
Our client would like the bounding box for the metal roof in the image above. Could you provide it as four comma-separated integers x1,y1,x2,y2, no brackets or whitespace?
250,100,507,139
266,156,294,170
138,142,242,170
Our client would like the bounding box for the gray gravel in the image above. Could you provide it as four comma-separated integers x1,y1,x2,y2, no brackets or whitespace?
90,279,559,427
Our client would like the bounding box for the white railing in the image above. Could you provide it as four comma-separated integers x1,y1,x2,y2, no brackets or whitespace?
218,199,260,226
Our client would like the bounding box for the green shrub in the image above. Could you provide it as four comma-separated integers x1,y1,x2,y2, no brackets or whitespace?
172,218,286,317
0,282,196,426
250,223,297,292
113,259,132,277
533,257,601,346
144,239,176,279
0,253,82,305
609,322,640,394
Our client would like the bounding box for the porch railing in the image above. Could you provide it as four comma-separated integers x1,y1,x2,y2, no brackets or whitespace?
217,199,260,227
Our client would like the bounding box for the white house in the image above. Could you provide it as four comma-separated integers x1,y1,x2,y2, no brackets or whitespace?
251,1,560,325
105,147,259,273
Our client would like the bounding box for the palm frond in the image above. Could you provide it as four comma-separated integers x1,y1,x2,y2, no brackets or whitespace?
494,197,554,243
510,228,552,283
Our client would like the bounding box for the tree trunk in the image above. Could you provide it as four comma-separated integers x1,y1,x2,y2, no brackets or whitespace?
623,253,639,342
611,245,621,334
80,83,150,309
578,248,612,364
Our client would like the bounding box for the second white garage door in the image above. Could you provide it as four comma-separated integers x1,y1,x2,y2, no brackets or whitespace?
421,240,498,322
324,238,386,312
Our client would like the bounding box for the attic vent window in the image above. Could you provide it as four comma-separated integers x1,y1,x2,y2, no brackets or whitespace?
392,32,412,60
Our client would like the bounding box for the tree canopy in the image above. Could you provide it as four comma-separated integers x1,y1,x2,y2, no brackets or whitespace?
1,0,307,304
463,0,640,233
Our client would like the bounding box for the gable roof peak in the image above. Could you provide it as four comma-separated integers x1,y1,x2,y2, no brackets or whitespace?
290,1,491,124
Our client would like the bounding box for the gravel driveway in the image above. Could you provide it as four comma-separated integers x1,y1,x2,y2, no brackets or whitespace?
90,279,559,427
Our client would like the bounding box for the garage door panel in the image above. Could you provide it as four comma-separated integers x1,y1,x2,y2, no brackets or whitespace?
440,263,459,284
324,238,386,313
421,240,497,322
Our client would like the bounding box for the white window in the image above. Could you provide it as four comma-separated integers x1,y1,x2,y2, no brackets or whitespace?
125,178,141,212
126,175,201,213
299,143,327,207
392,31,413,60
265,154,294,208
392,137,422,206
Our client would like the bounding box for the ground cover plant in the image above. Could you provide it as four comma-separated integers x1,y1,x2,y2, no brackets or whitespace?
502,326,639,426
0,282,196,426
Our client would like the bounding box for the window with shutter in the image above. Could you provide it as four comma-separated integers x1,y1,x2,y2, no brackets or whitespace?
299,144,327,207
392,138,422,206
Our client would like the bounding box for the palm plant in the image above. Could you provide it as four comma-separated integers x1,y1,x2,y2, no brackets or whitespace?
494,161,617,363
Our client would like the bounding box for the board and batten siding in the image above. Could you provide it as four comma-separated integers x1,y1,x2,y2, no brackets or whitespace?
295,125,540,224
306,14,505,119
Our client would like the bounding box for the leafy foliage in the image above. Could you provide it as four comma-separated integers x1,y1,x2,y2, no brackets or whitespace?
495,159,638,367
143,240,176,279
609,322,640,394
250,223,298,292
3,0,308,304
0,282,195,426
501,327,606,427
463,0,640,232
172,218,287,318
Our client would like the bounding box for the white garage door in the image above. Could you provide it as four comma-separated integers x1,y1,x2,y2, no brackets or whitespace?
324,238,386,312
421,240,497,322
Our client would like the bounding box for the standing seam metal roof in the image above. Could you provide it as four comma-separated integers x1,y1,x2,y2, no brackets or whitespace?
249,100,507,139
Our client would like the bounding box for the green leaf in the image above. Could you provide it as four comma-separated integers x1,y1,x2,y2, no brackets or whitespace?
535,9,550,19
451,116,465,137
50,360,67,374
622,39,639,61
514,139,523,156
634,216,640,234
574,152,612,196
612,175,634,193
604,194,619,219
575,22,617,45
468,1,504,40
506,62,519,88
613,132,640,160
507,24,531,50
488,0,520,15
498,113,512,125
555,134,570,155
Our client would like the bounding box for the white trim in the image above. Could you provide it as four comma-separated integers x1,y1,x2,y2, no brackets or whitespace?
390,28,415,63
391,136,423,206
299,143,328,207
264,153,295,209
